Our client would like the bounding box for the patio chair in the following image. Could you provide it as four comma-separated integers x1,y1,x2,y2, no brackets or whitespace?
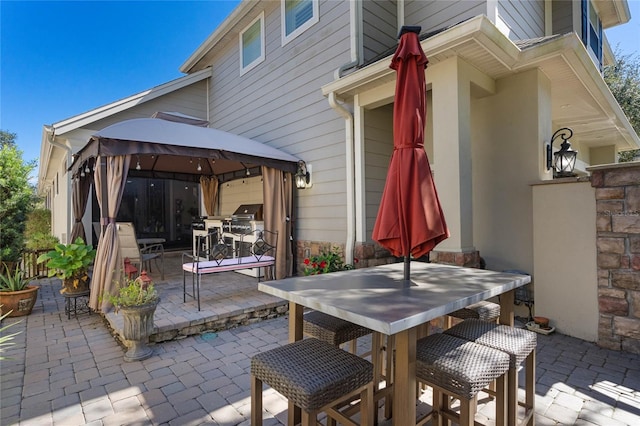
117,222,164,280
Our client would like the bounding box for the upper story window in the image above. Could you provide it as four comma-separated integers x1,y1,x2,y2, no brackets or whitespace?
281,0,319,45
240,13,265,75
582,0,602,69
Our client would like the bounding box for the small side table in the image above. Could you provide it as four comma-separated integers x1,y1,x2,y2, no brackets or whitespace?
63,290,91,319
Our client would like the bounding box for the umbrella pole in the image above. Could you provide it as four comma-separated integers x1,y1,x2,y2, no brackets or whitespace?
404,256,410,280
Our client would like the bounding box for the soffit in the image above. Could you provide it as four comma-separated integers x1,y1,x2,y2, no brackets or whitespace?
322,15,639,151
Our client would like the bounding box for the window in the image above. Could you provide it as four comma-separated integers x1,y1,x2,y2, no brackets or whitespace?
240,13,265,75
281,0,318,45
581,0,602,69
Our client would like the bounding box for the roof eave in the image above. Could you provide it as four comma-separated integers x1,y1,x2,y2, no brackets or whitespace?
52,68,212,136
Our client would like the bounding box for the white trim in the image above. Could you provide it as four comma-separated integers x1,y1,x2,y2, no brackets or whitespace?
281,0,319,47
239,12,265,76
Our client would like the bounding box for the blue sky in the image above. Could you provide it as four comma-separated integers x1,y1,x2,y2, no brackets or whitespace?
1,0,639,177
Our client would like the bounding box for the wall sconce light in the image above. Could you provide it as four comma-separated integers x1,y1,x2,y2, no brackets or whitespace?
295,161,312,189
547,127,577,178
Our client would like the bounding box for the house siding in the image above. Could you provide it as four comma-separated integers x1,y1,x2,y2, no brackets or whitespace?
364,104,394,242
82,81,209,132
203,0,352,243
552,0,574,34
404,0,485,33
497,0,545,40
362,0,397,63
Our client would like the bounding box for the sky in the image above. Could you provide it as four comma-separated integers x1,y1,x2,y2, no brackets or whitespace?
1,0,639,179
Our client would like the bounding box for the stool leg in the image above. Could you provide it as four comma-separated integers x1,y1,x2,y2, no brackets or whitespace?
250,375,262,426
525,350,536,426
507,367,518,426
301,410,313,426
360,382,374,426
460,396,476,426
495,373,508,426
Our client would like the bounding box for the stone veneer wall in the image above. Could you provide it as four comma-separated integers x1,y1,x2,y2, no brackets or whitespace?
591,163,640,354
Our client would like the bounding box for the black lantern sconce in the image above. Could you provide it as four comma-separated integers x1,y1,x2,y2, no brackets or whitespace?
547,127,577,178
295,161,312,189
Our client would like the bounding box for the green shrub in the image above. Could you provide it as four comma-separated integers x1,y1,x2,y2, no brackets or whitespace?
37,238,96,280
24,209,58,250
302,246,355,275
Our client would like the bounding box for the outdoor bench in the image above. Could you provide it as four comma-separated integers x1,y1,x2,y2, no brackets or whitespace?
182,229,277,311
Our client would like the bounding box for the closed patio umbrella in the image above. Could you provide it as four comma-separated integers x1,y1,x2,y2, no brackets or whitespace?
372,26,449,280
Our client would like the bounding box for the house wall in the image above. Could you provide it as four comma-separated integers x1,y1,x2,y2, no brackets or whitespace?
552,0,574,34
496,0,545,40
363,104,393,242
50,156,71,244
404,0,485,33
78,81,208,132
362,0,397,63
532,180,598,342
472,69,551,274
218,176,264,216
203,0,352,244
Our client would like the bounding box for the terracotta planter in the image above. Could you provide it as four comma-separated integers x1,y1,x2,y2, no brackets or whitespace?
61,273,90,295
119,299,159,362
0,285,40,317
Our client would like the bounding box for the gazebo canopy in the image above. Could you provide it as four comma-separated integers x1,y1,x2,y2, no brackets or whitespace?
69,117,300,181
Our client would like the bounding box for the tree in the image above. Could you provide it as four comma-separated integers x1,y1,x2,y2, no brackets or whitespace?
603,50,640,162
0,130,36,263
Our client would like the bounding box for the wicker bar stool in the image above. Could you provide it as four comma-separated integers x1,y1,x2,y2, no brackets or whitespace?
415,333,510,426
303,310,372,354
444,318,537,426
250,338,374,426
446,300,501,328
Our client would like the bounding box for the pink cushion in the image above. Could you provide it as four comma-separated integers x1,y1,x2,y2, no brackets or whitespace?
182,256,275,275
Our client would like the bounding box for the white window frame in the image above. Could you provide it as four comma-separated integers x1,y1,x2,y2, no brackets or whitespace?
239,12,265,76
281,0,319,46
582,0,602,69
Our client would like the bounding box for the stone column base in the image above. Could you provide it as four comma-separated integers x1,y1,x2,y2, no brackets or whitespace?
429,250,481,268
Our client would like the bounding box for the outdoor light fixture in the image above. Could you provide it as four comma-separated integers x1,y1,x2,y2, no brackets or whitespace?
136,156,141,171
84,163,90,174
547,127,577,178
197,159,202,172
295,161,312,189
246,168,251,176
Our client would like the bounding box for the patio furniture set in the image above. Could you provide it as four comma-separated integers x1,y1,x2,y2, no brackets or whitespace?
252,262,536,426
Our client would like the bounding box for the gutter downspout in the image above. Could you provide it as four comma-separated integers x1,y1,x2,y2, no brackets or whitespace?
328,0,363,264
328,92,356,265
45,125,73,243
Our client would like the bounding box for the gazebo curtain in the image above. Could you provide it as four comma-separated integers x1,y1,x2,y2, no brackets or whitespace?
69,171,93,243
89,155,131,312
262,166,293,279
200,176,219,216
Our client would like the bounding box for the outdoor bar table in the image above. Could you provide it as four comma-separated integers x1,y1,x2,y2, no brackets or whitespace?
258,261,531,426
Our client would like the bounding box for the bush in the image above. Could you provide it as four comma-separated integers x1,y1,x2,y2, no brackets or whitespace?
0,134,36,263
303,246,355,275
24,209,58,250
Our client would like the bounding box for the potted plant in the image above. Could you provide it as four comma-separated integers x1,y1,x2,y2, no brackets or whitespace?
107,271,160,362
0,265,39,317
37,238,96,294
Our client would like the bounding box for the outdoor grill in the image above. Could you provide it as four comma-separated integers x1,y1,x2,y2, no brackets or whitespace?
224,204,263,234
191,217,207,231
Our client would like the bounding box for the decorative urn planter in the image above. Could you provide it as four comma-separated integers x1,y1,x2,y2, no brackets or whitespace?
62,272,90,295
119,298,160,362
0,285,40,317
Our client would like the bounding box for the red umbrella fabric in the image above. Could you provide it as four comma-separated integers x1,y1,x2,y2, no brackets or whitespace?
372,26,449,278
